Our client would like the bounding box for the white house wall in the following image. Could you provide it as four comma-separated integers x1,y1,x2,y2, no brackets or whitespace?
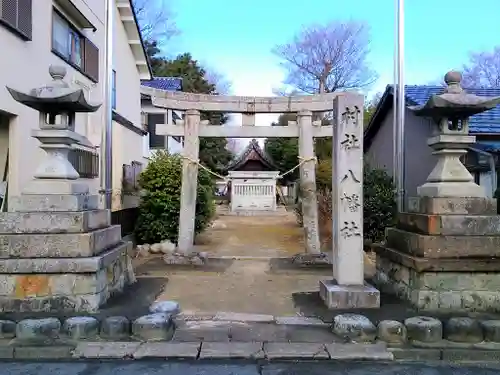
365,107,438,199
0,0,147,209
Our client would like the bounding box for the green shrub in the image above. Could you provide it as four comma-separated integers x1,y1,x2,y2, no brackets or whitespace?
300,158,396,244
363,165,397,243
316,159,333,190
134,151,215,245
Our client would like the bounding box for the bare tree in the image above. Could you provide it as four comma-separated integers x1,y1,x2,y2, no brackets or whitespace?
204,67,232,95
226,138,241,154
462,46,500,88
132,0,180,44
273,20,377,94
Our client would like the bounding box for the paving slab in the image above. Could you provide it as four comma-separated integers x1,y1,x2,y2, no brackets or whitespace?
199,342,265,359
388,348,441,361
325,343,393,360
72,342,141,359
214,312,275,323
285,325,340,343
173,321,231,342
230,323,288,342
133,342,201,359
14,346,73,359
264,342,329,359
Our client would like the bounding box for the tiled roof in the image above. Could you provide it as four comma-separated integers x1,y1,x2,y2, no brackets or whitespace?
364,85,500,151
402,85,500,133
225,139,278,172
141,77,183,91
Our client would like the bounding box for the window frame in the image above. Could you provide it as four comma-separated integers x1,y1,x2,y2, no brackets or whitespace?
0,0,33,41
51,8,97,83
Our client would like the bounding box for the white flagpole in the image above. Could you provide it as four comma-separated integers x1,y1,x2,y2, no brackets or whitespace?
100,0,114,209
392,0,399,196
393,0,405,212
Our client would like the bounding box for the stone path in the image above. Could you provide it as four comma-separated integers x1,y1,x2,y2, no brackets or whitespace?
134,209,376,317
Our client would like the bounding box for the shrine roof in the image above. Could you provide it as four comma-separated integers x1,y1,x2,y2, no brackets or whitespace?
225,139,279,172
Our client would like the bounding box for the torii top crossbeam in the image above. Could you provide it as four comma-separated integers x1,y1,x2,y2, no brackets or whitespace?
141,86,345,113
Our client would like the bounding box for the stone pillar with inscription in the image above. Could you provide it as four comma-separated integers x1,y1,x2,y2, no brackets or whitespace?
177,109,201,254
298,110,321,255
319,94,381,309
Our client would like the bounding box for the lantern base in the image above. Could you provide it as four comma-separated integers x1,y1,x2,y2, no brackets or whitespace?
417,181,485,198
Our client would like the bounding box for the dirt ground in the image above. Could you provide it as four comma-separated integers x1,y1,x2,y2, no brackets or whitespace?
135,209,376,316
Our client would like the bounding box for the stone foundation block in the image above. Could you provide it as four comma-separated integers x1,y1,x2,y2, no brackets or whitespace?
397,212,500,236
0,225,122,258
377,320,407,346
385,227,500,258
407,196,497,215
481,320,500,342
100,316,131,339
63,317,99,340
445,317,483,343
0,242,133,313
10,194,99,212
0,210,110,234
149,301,181,316
132,313,175,341
319,279,380,309
374,252,500,312
16,318,61,342
404,317,442,342
0,320,16,338
332,314,376,342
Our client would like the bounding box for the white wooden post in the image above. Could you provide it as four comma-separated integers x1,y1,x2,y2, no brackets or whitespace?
319,95,380,309
298,110,321,255
177,109,200,254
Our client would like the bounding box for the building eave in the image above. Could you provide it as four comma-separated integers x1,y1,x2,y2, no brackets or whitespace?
116,0,153,80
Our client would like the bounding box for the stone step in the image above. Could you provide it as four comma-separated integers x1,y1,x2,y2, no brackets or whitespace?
373,244,500,273
10,194,99,212
0,240,133,274
386,227,500,258
0,225,122,258
0,210,110,234
407,196,497,215
397,212,500,236
172,320,339,343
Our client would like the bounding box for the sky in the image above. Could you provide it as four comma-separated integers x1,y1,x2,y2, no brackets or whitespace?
161,0,500,146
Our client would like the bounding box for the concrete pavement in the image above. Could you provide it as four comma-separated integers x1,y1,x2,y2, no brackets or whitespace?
2,361,500,375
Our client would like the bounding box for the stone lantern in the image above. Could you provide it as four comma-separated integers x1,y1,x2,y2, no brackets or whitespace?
7,65,100,193
373,71,500,313
0,65,135,313
409,70,500,198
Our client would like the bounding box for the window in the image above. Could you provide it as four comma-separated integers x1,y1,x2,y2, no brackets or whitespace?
0,0,32,40
51,9,99,82
52,11,83,67
68,148,99,179
112,70,117,110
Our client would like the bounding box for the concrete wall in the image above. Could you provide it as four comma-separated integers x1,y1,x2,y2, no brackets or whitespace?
365,107,437,199
0,0,146,209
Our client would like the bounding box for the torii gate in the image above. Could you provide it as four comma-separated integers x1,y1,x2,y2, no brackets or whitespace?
140,87,380,309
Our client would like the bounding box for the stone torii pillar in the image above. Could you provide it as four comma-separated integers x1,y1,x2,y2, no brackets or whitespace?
297,110,321,255
177,109,201,254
